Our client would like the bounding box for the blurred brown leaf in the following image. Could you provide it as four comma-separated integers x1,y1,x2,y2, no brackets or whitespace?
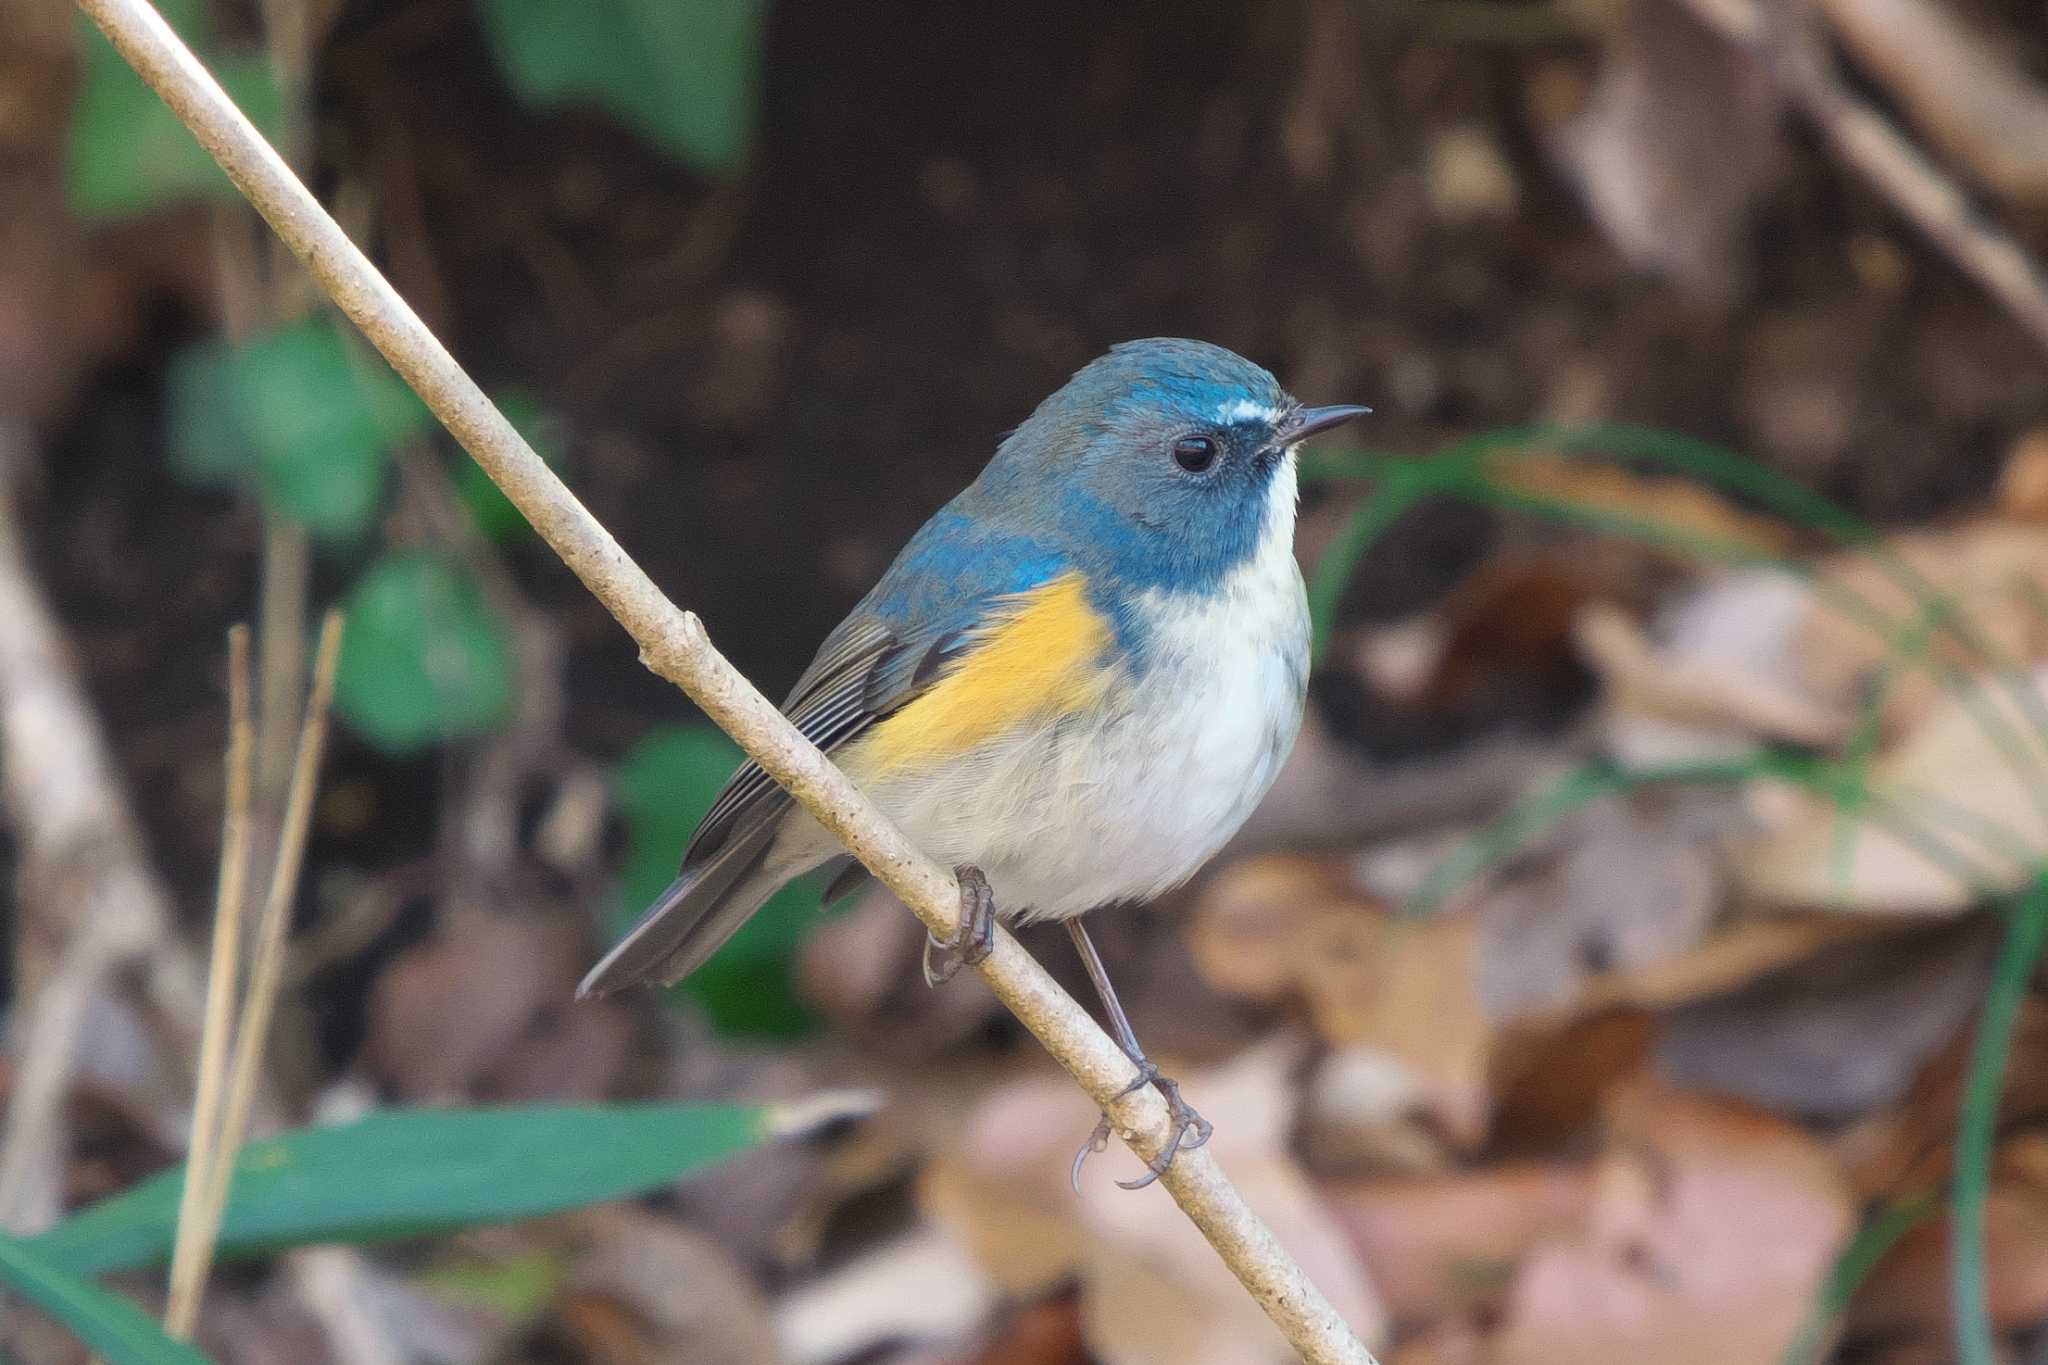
1655,916,1996,1121
1731,667,2048,911
1188,857,1494,1160
1323,1163,1598,1325
1491,456,1799,564
797,883,1004,1054
1483,1080,1852,1365
927,1038,1388,1365
547,1207,781,1365
1477,792,1726,1022
1351,546,1640,713
968,1293,1087,1365
1545,0,1786,290
1795,522,2048,735
1488,1009,1659,1156
362,906,629,1102
1576,599,1847,754
1849,1134,2048,1346
1184,855,1353,1005
1845,996,2048,1198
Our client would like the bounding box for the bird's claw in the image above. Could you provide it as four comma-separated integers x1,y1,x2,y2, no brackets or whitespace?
1069,1060,1213,1193
922,865,996,987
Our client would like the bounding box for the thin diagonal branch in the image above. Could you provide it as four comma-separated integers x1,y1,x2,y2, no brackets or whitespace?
68,1,1378,1360
1677,0,2048,358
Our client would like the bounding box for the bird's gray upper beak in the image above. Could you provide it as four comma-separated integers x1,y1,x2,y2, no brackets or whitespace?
1287,404,1372,442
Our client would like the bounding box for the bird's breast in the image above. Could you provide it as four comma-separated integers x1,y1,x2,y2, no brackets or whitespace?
845,526,1308,919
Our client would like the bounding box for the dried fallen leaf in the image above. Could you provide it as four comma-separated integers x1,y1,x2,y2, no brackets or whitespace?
796,882,1004,1053
1849,1134,2048,1345
1188,854,1495,1157
1488,456,1799,565
1184,855,1352,1005
1731,667,2048,911
1487,1009,1660,1157
926,1037,1388,1365
1656,915,1996,1121
1844,997,2048,1198
1484,1080,1853,1365
1576,598,1848,756
1477,792,1727,1021
362,905,629,1102
555,1207,781,1365
1322,1163,1598,1324
775,1230,999,1364
1304,913,1494,1154
968,1292,1087,1365
1545,0,1787,289
1795,522,2048,736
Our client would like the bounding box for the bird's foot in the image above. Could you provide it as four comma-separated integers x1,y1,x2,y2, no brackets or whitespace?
922,864,997,987
1070,1060,1214,1193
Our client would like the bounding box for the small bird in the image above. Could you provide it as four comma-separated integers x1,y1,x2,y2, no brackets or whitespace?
581,338,1365,1184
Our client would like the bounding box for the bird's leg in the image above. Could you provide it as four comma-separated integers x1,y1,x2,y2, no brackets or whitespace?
1065,918,1213,1192
922,864,998,987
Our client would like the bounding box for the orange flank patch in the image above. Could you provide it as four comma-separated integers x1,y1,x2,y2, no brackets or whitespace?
860,572,1114,771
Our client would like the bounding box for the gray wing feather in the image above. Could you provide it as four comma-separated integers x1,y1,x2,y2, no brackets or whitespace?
577,613,969,997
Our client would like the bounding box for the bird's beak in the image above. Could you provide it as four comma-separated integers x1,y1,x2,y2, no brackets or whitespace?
1287,404,1372,442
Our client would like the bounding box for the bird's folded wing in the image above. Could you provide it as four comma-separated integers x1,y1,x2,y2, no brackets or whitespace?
680,611,972,870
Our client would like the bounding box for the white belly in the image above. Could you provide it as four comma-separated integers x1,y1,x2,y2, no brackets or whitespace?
858,521,1308,920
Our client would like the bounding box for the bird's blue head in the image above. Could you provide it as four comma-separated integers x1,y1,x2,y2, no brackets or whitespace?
975,338,1367,593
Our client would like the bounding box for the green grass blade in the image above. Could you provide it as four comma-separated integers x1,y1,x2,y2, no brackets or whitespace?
0,1232,211,1364
1306,466,1433,660
30,1101,772,1277
1781,1196,1935,1365
1406,754,1798,913
1408,751,2009,916
1953,878,2048,1365
1434,437,2048,833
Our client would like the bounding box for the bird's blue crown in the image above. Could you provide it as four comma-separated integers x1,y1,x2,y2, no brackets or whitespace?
860,339,1320,666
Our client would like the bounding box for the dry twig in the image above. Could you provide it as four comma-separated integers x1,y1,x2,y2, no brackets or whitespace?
1676,0,2048,357
157,613,342,1336
164,626,257,1339
0,421,207,1232
70,1,1380,1358
191,613,343,1270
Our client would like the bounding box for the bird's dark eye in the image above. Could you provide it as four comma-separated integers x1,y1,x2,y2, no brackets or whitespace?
1172,435,1219,472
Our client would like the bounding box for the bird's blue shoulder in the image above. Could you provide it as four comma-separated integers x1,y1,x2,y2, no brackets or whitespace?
858,502,1072,634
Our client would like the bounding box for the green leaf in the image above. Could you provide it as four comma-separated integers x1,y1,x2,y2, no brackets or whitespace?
453,391,559,541
0,1232,211,1364
67,0,283,222
166,317,432,540
416,1248,564,1324
334,550,515,752
477,0,765,172
1782,1196,1935,1365
164,333,257,491
614,726,822,1037
29,1102,769,1278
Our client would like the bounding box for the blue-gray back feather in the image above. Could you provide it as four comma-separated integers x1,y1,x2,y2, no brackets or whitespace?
580,338,1297,996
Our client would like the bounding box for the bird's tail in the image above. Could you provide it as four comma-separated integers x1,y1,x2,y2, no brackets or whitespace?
577,820,789,997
